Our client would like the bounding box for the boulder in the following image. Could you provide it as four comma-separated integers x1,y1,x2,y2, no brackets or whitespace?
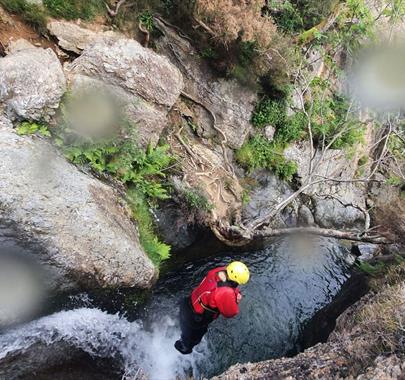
154,18,257,149
242,171,300,228
351,243,381,261
47,21,100,54
0,126,157,290
0,40,66,121
66,34,183,147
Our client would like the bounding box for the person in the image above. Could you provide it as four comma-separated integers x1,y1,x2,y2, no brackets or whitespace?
174,261,250,354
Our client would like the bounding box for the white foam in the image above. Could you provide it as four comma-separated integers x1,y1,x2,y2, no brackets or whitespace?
0,308,208,379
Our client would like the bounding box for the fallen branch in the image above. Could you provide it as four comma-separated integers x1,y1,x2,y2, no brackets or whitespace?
253,226,389,244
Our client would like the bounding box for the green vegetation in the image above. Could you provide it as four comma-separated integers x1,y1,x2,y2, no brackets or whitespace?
127,188,170,265
61,132,174,265
16,117,173,266
138,10,154,32
252,98,287,129
183,187,212,212
266,0,304,33
0,0,48,33
356,261,386,276
310,82,365,149
43,0,104,20
16,121,51,137
236,135,297,181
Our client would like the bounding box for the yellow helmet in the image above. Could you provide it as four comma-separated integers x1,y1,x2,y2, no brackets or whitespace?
227,261,250,285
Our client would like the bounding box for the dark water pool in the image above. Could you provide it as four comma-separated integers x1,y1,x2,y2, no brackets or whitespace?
0,236,355,380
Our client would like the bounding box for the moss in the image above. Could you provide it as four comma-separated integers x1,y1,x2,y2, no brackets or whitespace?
127,188,170,266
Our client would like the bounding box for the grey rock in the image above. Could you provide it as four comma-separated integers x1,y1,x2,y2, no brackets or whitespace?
0,126,157,290
214,282,405,380
242,171,299,228
298,204,315,226
0,41,66,121
66,35,183,147
7,38,36,54
47,21,100,54
352,243,381,261
313,195,366,229
264,125,276,141
285,142,367,229
154,201,200,252
154,18,257,149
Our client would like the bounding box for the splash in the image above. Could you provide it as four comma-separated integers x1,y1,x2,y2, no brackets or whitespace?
0,308,208,379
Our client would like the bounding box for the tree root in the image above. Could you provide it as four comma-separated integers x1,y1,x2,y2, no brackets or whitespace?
138,20,150,48
105,0,126,17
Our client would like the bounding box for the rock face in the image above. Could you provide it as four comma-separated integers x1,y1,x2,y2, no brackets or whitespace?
284,142,367,229
47,21,100,54
242,171,299,228
0,125,157,290
213,281,405,380
0,41,66,121
66,34,184,147
155,18,257,149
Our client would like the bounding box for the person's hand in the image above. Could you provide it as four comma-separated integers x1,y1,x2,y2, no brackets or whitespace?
236,293,242,304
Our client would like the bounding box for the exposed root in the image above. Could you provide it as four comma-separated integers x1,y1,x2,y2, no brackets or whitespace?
105,0,127,17
138,21,150,48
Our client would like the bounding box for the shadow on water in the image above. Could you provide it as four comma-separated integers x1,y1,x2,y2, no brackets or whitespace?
0,236,367,380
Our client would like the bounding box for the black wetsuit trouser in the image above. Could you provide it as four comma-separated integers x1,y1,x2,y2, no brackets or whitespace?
179,297,215,350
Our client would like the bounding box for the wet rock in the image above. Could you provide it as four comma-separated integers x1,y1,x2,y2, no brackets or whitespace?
351,243,381,261
154,201,201,252
66,34,183,147
0,40,66,121
47,21,100,54
298,204,315,226
0,126,157,290
242,171,300,228
154,18,256,149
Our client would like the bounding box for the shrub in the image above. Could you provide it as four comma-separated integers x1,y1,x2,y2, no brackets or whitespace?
138,10,154,32
194,0,276,49
127,188,171,265
276,111,307,143
236,135,297,181
64,137,173,201
266,0,304,33
16,121,51,137
0,0,48,33
43,0,104,20
252,98,287,128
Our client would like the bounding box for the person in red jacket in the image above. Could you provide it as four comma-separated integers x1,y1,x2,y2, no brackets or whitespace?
174,261,250,354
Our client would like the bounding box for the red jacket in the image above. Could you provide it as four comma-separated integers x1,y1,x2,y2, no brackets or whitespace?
191,266,241,318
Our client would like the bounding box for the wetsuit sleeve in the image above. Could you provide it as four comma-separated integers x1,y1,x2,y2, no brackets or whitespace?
213,287,239,318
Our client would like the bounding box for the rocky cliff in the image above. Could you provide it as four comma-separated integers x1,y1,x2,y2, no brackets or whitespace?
213,276,405,380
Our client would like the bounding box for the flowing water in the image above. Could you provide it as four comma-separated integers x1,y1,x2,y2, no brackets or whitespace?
0,236,355,380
